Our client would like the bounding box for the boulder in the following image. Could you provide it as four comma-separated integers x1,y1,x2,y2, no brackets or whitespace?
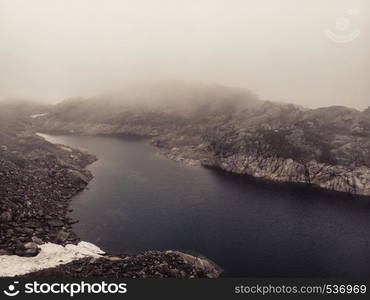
23,242,40,257
55,230,69,243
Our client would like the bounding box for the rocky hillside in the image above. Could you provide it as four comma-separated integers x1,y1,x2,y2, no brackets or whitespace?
36,81,370,196
0,100,221,278
0,101,96,256
203,103,370,195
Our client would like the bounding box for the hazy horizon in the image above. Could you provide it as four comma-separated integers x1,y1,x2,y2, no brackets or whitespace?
0,0,369,109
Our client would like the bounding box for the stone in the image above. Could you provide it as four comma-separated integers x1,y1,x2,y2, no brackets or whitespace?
32,236,44,245
157,263,169,273
47,219,64,227
23,242,39,256
169,268,181,278
55,230,69,243
0,211,12,223
24,228,34,234
0,249,9,255
107,256,123,262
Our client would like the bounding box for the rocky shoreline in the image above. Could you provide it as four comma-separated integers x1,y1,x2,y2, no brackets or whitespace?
21,249,222,278
0,127,222,278
35,90,370,197
0,130,96,257
156,144,370,197
35,122,370,198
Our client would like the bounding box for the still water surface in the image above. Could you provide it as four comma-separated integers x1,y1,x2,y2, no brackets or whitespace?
41,134,370,277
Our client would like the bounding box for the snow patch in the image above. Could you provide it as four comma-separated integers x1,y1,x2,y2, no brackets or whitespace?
0,241,105,277
30,113,48,119
60,146,73,152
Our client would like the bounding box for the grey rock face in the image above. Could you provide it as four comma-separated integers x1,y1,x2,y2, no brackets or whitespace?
206,154,370,196
203,103,370,196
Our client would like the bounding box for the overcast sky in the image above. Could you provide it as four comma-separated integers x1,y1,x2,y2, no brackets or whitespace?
0,0,369,109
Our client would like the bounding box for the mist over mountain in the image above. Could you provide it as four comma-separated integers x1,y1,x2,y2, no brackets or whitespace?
51,80,260,120
1,0,369,108
1,0,370,279
32,80,370,196
0,99,50,130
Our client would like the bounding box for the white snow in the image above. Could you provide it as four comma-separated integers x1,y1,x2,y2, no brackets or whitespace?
0,241,105,277
30,113,48,119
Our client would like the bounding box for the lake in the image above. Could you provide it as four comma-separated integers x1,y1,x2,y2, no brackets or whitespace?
41,134,370,277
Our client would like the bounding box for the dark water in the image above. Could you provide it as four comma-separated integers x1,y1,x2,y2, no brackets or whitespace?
41,134,370,277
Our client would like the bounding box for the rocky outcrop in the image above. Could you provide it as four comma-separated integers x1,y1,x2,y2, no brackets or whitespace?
203,155,370,196
2,241,221,278
202,103,370,196
20,248,221,278
168,251,221,278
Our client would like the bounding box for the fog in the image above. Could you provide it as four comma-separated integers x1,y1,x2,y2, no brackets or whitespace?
0,0,369,109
